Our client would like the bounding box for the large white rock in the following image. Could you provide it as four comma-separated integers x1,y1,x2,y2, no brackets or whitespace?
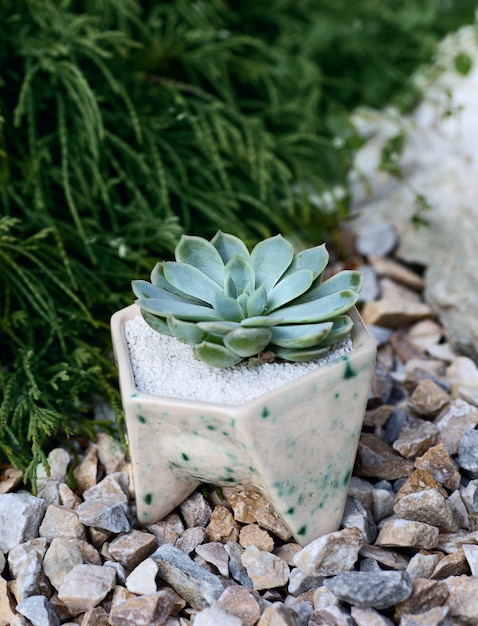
349,25,478,360
0,494,46,552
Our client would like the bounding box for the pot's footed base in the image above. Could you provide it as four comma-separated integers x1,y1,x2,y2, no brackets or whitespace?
133,453,357,546
112,304,376,546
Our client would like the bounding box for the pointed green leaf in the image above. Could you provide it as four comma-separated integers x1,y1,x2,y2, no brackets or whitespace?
224,327,272,358
315,270,363,296
149,263,206,304
136,297,220,321
194,341,243,368
167,316,206,345
150,262,173,289
211,231,250,264
284,243,329,280
296,270,363,304
251,234,294,291
307,273,325,294
241,316,283,327
175,234,225,285
224,255,255,296
266,269,314,312
213,292,245,322
270,322,333,348
272,345,331,362
224,274,237,299
163,262,223,305
132,280,201,305
132,279,162,300
150,262,168,287
141,310,172,336
268,289,359,323
237,292,249,317
197,321,241,336
317,315,354,346
246,285,267,318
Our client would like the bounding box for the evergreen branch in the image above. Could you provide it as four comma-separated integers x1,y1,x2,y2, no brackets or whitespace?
55,60,104,154
77,43,143,143
57,92,96,262
146,135,171,214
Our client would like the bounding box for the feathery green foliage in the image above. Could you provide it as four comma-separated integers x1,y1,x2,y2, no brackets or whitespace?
0,0,476,481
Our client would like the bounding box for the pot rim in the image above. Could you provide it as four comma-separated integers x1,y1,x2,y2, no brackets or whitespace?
111,303,376,410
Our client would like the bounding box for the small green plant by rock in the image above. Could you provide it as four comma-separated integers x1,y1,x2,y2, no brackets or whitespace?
132,232,362,367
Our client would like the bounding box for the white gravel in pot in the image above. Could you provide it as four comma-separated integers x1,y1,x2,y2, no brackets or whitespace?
124,315,353,405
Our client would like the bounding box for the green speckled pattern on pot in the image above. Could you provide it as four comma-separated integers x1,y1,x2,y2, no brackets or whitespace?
111,304,376,546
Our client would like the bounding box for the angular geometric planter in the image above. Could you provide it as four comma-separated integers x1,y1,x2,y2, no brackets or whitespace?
111,304,376,546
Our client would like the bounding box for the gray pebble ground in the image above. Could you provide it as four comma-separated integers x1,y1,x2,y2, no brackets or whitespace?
3,230,478,626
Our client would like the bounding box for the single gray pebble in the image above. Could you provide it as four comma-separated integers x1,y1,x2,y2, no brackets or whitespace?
324,570,412,610
16,595,60,626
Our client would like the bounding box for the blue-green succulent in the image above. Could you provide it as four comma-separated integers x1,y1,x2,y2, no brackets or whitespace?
132,231,363,368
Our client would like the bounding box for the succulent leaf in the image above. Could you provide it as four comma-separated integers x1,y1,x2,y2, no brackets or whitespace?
194,341,243,368
266,269,314,312
283,243,329,280
317,315,353,346
273,345,331,362
237,293,249,317
175,235,225,286
132,279,161,300
246,285,267,318
150,263,174,289
163,261,222,305
133,231,362,368
211,231,250,264
137,297,220,321
150,263,206,302
269,289,359,323
213,292,244,322
132,280,200,305
224,274,238,299
223,327,273,357
241,315,283,327
297,270,363,304
270,322,333,349
141,310,172,336
167,316,206,345
251,234,294,291
315,270,363,296
197,321,241,336
225,255,255,296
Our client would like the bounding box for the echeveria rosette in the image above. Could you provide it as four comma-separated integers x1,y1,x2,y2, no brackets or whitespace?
132,231,363,368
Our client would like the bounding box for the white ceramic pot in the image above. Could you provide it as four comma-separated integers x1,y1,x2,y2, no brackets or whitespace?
111,304,376,545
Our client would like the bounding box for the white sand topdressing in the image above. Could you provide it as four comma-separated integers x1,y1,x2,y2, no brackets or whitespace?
124,315,353,405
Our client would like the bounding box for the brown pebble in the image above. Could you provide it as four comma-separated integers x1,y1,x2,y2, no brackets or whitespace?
206,505,239,543
414,444,461,491
354,433,415,480
408,379,450,417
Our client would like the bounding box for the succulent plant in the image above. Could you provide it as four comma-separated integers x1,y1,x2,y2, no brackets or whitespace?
132,231,363,368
